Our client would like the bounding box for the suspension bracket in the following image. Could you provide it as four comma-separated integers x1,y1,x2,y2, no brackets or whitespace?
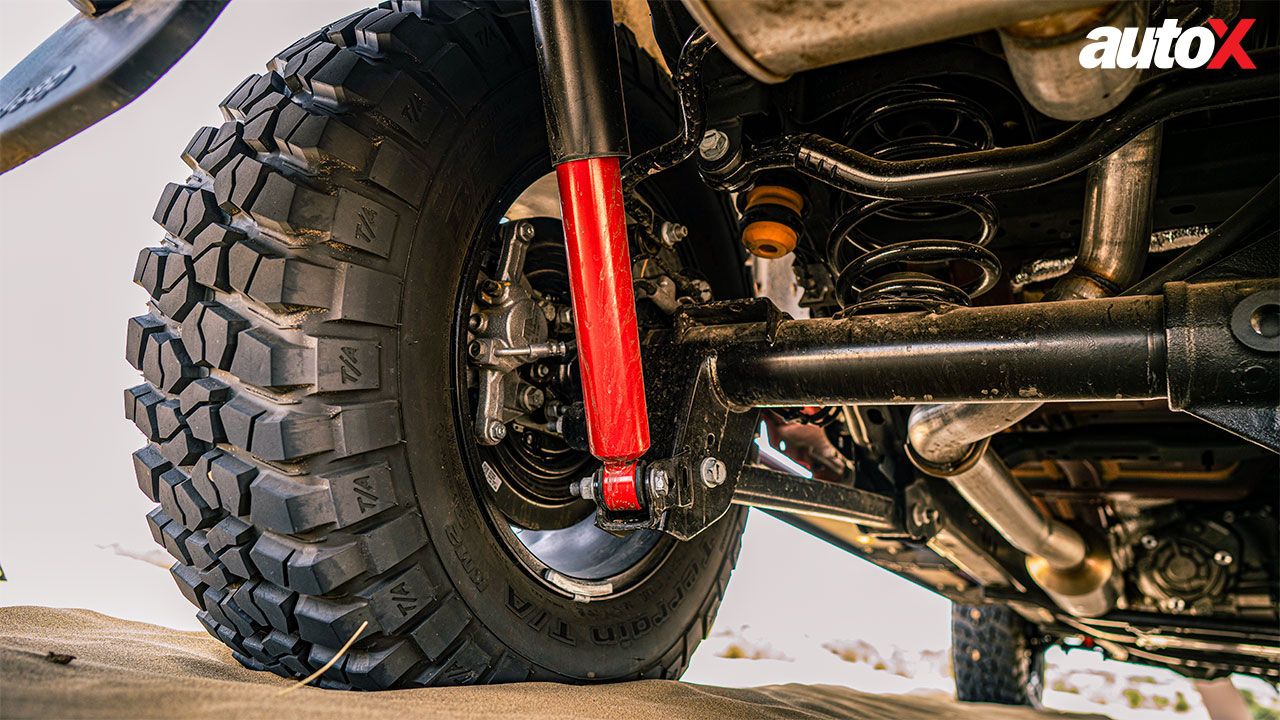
570,352,757,538
570,301,780,537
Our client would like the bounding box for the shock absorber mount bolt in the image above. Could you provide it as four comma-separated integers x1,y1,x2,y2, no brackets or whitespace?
648,468,670,498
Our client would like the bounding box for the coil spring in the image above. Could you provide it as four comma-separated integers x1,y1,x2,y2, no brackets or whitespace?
830,83,1003,314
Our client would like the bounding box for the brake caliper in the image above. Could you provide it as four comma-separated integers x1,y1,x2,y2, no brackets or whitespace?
468,220,569,446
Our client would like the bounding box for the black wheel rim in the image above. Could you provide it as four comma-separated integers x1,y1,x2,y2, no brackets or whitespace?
448,162,669,597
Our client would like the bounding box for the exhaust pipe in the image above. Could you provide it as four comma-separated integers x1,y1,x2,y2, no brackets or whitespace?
907,404,1116,616
1048,125,1162,300
907,126,1162,617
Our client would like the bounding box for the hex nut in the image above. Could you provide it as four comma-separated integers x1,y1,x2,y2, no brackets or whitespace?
699,129,730,162
487,421,507,442
648,469,670,497
571,477,595,501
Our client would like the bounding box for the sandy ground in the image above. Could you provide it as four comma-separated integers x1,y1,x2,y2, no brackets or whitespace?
0,607,1111,720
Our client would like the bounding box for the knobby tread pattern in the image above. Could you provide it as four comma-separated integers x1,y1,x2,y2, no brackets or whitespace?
126,1,743,690
951,604,1045,706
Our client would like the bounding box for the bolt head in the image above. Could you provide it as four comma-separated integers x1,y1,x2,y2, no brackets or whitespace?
699,457,727,488
910,503,939,528
1213,550,1234,566
515,221,536,241
487,421,507,442
699,129,730,162
648,469,669,497
520,386,545,411
1140,534,1158,550
468,313,487,333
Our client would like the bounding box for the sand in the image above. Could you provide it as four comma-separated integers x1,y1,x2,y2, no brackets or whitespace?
0,606,1109,720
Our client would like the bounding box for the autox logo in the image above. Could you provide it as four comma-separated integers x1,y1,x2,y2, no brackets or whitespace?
1079,18,1256,69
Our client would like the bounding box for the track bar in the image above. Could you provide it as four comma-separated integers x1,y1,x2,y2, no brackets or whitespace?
731,465,897,529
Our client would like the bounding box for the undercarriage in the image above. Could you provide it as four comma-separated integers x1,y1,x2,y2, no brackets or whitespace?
13,0,1270,697
497,0,1280,683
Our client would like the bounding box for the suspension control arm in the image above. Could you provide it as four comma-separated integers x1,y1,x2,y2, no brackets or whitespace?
530,0,650,511
706,49,1278,199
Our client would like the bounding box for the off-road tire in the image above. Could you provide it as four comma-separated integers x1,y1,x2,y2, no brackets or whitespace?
126,1,746,689
951,603,1046,706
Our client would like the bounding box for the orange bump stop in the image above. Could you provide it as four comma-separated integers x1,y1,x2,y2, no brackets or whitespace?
741,185,805,258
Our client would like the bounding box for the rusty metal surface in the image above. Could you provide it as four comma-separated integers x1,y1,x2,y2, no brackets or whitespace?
999,2,1142,121
690,293,1169,406
681,0,1102,83
1047,126,1162,299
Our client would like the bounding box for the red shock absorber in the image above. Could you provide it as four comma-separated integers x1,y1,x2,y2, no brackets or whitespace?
531,1,649,511
556,158,649,511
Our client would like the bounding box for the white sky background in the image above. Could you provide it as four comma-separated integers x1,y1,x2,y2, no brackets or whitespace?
0,4,1267,717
